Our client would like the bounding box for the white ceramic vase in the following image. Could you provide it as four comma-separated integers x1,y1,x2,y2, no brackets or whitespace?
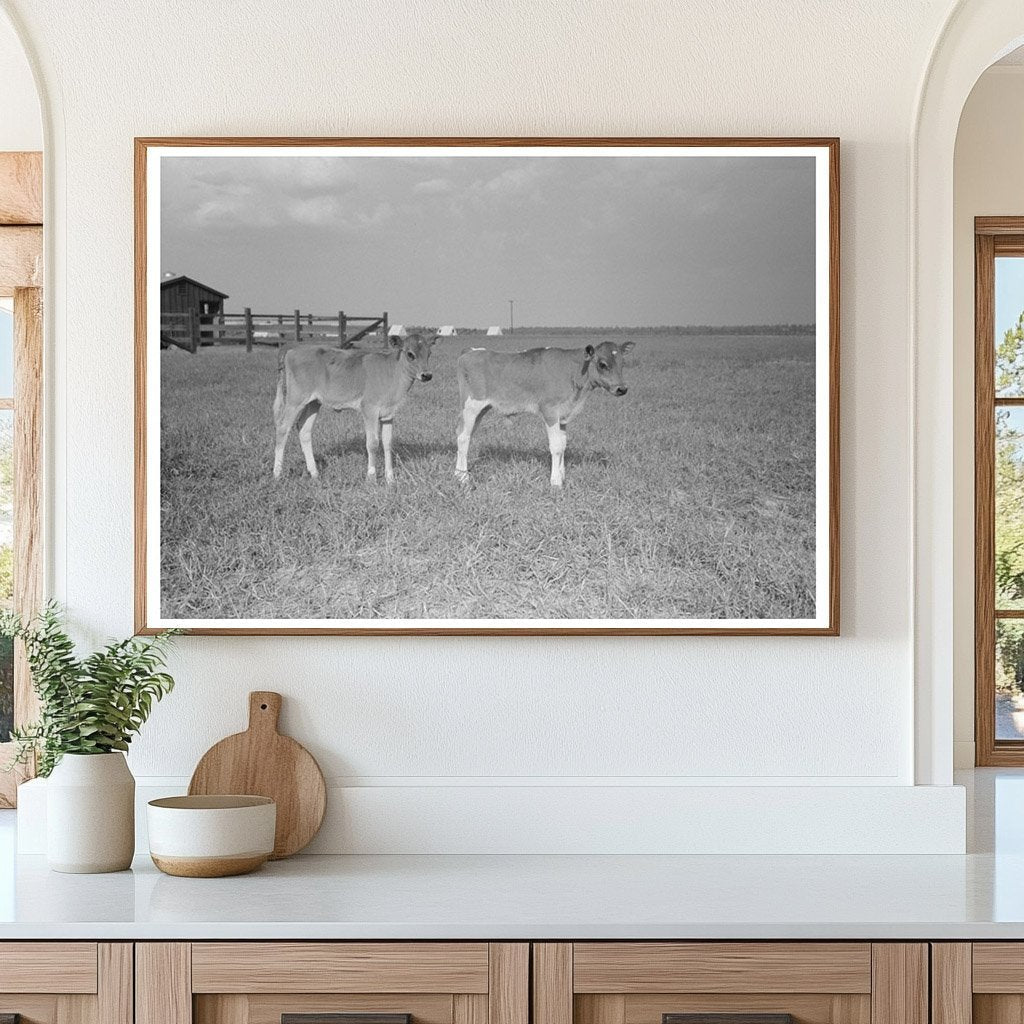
46,752,135,873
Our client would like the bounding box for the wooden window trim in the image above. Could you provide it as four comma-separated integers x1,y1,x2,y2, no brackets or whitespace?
975,217,1024,765
0,151,43,807
0,152,42,226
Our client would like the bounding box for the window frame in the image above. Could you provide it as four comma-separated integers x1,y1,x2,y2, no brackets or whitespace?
0,151,43,807
0,288,43,806
975,217,1024,765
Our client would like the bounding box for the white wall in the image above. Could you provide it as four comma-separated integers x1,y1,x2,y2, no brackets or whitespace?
952,66,1024,767
0,11,39,151
2,0,972,851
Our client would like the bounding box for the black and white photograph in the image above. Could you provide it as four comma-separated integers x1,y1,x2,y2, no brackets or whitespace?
137,140,838,634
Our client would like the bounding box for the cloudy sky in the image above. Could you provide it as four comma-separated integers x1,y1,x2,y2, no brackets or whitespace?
160,152,816,328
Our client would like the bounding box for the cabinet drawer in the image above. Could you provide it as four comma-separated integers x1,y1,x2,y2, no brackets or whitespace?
572,944,872,994
0,942,99,994
191,943,490,994
973,944,1024,992
534,944,925,1024
570,943,872,1024
935,942,1024,1024
140,943,528,1024
0,943,130,1024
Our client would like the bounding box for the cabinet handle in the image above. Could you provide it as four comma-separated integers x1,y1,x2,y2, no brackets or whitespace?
664,1016,794,1024
283,1015,411,1024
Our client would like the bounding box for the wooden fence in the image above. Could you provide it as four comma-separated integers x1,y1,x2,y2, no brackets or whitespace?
160,308,389,354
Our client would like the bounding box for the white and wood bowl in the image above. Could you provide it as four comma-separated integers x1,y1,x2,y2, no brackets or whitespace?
147,795,276,877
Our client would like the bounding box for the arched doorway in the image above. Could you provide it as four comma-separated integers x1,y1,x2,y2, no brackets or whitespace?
914,1,1024,785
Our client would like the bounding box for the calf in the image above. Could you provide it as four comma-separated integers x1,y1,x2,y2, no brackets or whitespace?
273,332,435,482
455,340,634,487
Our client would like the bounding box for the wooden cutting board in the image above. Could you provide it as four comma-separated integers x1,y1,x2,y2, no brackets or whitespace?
188,691,326,859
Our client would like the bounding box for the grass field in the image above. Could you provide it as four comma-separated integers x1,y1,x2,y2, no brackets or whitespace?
158,330,817,622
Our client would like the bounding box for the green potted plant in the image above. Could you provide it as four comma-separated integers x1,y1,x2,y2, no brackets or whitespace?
2,603,177,873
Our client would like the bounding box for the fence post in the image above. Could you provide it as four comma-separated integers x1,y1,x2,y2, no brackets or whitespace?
382,311,388,340
244,307,253,353
189,308,200,354
338,311,347,348
294,309,301,344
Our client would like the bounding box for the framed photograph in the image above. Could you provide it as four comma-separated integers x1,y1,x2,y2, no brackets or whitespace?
135,137,839,636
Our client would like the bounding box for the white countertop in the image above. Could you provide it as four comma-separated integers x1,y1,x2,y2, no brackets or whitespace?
1,769,1022,941
0,849,1022,940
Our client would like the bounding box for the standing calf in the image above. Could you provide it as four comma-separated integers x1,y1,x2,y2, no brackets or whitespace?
455,340,634,487
273,332,435,482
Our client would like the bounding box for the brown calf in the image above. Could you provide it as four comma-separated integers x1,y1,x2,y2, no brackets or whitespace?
455,341,633,487
273,333,435,482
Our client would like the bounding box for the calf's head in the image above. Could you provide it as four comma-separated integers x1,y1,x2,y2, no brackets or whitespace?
391,332,436,382
585,340,634,396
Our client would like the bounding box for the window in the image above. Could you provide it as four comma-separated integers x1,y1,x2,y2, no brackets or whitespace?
0,152,43,806
975,219,1024,764
0,290,41,806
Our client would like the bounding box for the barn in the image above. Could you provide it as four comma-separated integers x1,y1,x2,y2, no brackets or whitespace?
160,275,229,319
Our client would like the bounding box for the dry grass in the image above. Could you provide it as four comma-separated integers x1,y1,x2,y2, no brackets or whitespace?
159,330,816,621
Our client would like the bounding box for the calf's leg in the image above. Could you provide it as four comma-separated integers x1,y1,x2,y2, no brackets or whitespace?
456,399,488,479
273,400,304,478
546,420,567,488
381,418,395,484
364,413,381,480
296,400,321,478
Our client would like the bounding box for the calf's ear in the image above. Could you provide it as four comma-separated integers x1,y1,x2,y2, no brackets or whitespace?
621,341,636,353
584,344,595,357
387,334,403,350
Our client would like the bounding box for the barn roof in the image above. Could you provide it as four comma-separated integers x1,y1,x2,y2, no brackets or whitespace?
160,275,229,299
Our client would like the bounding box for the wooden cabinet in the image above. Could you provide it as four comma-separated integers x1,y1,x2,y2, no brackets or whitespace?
932,943,1024,1024
0,943,132,1024
532,944,929,1024
136,944,528,1024
0,937,979,1024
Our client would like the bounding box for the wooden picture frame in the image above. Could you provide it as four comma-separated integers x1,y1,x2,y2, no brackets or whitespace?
135,137,840,636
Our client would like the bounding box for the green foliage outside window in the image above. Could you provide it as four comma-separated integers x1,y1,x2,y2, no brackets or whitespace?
996,311,1024,694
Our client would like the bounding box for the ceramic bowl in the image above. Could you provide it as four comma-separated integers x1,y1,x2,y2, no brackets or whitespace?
147,795,276,877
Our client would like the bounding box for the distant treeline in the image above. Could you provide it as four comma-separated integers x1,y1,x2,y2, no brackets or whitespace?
451,324,816,336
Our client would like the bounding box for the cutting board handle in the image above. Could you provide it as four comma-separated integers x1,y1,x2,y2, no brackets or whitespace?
248,691,282,734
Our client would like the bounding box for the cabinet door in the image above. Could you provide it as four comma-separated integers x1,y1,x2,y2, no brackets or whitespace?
534,944,928,1024
938,943,1024,1024
0,943,131,1024
137,943,528,1024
